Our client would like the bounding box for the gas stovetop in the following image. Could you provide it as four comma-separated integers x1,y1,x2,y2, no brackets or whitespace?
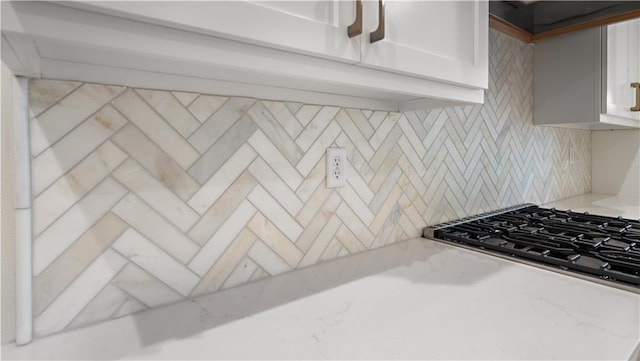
424,204,640,290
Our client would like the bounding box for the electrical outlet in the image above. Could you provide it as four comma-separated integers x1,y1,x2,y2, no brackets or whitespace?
327,148,347,188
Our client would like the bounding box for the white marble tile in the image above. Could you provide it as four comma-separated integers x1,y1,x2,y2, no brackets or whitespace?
247,186,303,242
295,192,343,253
186,94,228,123
295,182,332,228
298,214,342,268
222,257,259,290
367,110,389,130
248,101,303,164
319,237,343,263
335,224,366,254
67,285,129,331
295,120,341,176
33,141,127,235
34,213,127,316
294,154,325,203
112,90,199,168
247,213,303,268
263,101,303,139
112,194,200,264
344,108,374,140
248,130,303,190
397,154,427,196
191,228,257,296
112,229,200,297
284,101,303,115
398,115,427,158
369,165,403,213
187,144,257,215
135,89,200,138
336,183,374,225
369,185,403,235
171,91,200,108
33,178,127,276
34,249,127,337
295,106,339,151
335,109,374,160
28,79,80,118
248,158,303,216
188,113,257,184
112,263,184,308
187,97,255,153
247,241,290,276
30,84,124,156
188,171,257,245
188,201,257,277
112,159,199,232
335,202,375,248
113,298,146,319
345,160,374,205
112,124,199,201
32,105,127,195
294,104,321,127
398,135,427,177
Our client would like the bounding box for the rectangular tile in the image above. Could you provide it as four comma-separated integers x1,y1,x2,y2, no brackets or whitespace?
295,182,332,228
188,113,257,184
188,201,257,277
369,112,400,150
294,153,325,203
32,105,127,195
112,90,199,168
112,124,200,201
67,284,129,331
319,238,343,263
30,84,124,156
345,159,374,205
248,130,303,190
335,224,366,254
34,249,127,337
345,108,374,140
187,97,255,153
335,202,375,248
187,144,257,214
186,94,229,123
294,104,321,127
369,185,403,235
398,135,427,177
298,214,342,268
188,171,257,245
247,241,290,276
335,109,374,161
34,213,127,316
247,186,303,242
112,263,184,308
135,89,200,138
248,158,303,216
263,101,303,139
171,91,200,108
112,193,200,264
33,141,127,235
295,192,342,253
28,79,81,118
191,228,257,296
369,165,403,214
221,257,259,290
33,178,127,276
112,159,199,232
248,101,303,165
112,229,200,297
296,120,341,176
296,106,339,151
336,183,374,225
398,115,427,158
247,213,304,268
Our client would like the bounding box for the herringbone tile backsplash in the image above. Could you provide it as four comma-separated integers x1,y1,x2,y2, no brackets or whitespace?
29,30,590,337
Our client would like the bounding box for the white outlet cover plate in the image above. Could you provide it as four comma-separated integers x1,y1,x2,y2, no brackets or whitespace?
327,148,347,188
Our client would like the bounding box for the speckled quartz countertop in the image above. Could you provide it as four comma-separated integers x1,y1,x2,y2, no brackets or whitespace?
4,194,640,360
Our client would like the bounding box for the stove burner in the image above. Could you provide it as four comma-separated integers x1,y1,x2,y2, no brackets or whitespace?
424,205,640,288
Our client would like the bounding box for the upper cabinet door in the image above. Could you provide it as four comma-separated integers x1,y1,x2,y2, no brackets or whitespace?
61,1,362,64
605,18,640,122
358,0,488,89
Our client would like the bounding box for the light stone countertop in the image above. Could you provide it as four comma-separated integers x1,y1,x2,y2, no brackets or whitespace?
3,193,640,360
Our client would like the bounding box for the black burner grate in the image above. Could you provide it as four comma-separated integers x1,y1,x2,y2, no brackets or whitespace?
424,205,640,288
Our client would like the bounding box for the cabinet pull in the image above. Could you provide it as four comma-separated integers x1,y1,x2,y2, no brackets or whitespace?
370,0,385,43
347,0,362,38
632,82,640,112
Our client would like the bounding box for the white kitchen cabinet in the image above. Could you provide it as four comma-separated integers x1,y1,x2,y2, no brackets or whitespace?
1,0,488,112
360,0,488,89
534,18,640,129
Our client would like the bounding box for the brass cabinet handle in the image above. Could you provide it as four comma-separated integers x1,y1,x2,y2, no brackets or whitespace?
370,0,385,43
632,82,640,112
347,0,362,38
